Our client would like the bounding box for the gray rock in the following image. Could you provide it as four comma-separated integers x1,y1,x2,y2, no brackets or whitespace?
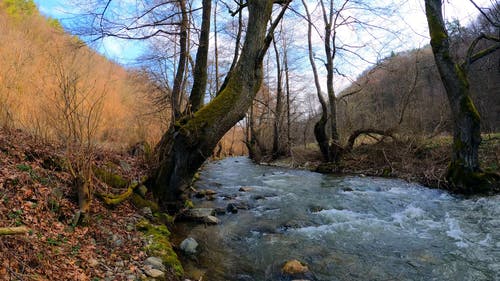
203,215,220,224
180,237,198,255
239,186,252,192
145,257,165,271
126,274,136,281
145,268,165,278
184,208,215,218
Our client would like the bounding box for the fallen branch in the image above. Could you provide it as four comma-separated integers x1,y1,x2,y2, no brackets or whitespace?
0,226,29,235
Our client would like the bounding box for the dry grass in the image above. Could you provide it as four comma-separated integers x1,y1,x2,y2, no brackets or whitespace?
281,134,499,192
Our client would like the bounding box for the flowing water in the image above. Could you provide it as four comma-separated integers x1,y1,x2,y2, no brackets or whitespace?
174,157,500,281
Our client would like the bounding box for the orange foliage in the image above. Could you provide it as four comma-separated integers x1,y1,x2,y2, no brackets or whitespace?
0,8,165,149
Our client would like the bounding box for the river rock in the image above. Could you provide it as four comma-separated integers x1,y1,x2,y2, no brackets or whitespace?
180,237,199,255
215,207,227,215
145,257,165,271
252,195,266,200
203,215,220,224
184,208,215,218
282,259,309,275
226,203,238,214
239,186,252,192
280,259,317,281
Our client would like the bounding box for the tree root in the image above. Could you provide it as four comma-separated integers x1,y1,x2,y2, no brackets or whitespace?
97,181,142,206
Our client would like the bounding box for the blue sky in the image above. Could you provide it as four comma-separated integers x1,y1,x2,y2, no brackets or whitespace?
34,0,146,64
33,0,493,90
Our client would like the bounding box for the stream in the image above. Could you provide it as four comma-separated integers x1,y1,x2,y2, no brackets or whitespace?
173,157,500,281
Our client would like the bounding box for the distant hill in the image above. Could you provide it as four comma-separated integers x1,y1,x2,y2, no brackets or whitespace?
0,0,166,147
338,14,499,137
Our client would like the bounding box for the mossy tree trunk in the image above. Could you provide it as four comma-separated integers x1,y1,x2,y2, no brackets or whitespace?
424,0,484,191
154,0,287,210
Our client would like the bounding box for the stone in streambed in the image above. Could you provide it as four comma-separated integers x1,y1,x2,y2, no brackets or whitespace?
282,259,309,275
280,259,317,280
203,215,220,224
180,237,198,255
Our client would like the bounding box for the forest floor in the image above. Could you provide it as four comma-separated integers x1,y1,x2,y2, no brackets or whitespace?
0,128,180,281
272,133,500,194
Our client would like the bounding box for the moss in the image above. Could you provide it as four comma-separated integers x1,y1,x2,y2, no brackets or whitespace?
155,213,174,225
131,193,159,213
93,166,128,189
459,95,480,123
425,7,447,49
183,200,194,209
192,172,201,182
180,77,243,140
136,220,184,277
446,161,498,194
98,181,141,206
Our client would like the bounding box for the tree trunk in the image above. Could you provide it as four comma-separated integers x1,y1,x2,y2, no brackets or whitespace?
424,0,482,191
188,0,211,113
272,33,284,160
171,0,188,120
153,0,275,210
302,0,330,162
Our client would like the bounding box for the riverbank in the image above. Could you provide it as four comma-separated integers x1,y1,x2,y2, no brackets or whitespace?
267,134,500,194
0,128,181,281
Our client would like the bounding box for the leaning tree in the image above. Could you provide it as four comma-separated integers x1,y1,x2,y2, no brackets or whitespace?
424,0,500,192
81,0,290,210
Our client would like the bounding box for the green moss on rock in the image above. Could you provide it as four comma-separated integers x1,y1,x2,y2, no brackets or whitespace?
131,193,160,213
446,161,498,194
136,220,184,277
94,166,128,189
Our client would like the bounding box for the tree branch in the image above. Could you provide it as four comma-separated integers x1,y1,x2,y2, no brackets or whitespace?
461,33,500,72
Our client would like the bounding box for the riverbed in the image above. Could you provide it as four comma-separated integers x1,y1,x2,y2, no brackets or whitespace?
173,157,499,281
